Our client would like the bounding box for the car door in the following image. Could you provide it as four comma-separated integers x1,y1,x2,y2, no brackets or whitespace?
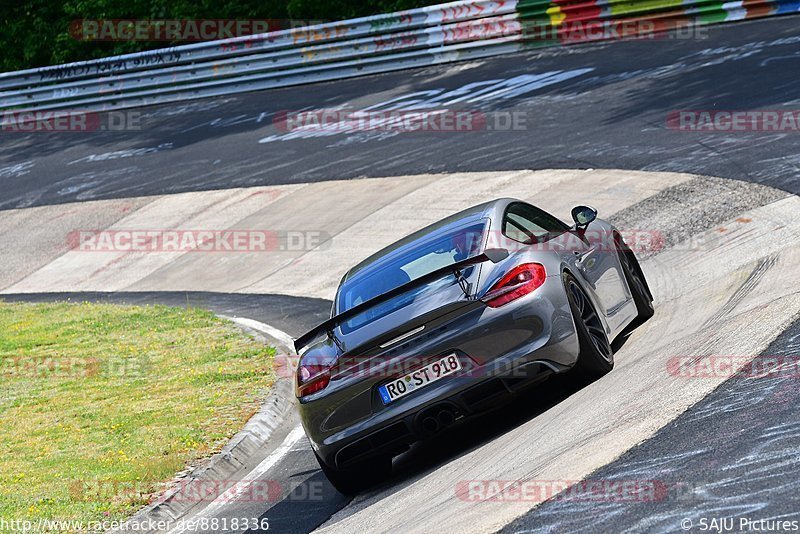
502,202,628,319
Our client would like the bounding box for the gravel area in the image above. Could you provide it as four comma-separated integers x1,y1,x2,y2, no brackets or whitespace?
609,176,789,260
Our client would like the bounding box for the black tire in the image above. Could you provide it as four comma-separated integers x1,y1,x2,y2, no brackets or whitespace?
616,236,654,327
314,450,391,495
564,273,614,379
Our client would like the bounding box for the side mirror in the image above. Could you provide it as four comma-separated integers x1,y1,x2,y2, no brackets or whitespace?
571,205,597,230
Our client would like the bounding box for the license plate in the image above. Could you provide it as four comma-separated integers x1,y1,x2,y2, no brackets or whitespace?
378,354,462,405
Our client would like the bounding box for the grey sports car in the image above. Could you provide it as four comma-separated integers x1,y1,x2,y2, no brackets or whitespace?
294,198,653,494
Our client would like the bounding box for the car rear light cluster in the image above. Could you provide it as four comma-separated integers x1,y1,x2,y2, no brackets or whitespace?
296,351,338,398
482,263,546,308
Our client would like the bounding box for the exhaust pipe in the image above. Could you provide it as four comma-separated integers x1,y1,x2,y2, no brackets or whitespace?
437,409,455,428
418,405,457,436
421,416,440,434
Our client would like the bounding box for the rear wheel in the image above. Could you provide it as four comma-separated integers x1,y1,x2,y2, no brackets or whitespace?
616,237,654,327
314,450,391,495
564,273,614,379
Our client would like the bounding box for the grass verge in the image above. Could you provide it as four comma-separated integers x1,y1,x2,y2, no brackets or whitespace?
0,301,275,525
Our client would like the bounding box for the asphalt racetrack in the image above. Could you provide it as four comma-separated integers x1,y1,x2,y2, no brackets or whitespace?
2,16,800,213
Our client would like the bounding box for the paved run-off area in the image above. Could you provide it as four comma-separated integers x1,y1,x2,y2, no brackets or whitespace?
0,169,686,295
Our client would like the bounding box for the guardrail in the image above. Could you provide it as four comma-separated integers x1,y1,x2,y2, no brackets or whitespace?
0,0,796,114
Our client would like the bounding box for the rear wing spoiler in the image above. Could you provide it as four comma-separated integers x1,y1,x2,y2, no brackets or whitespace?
293,248,509,353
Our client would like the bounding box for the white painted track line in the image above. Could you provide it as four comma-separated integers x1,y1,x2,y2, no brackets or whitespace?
164,426,306,534
226,316,297,351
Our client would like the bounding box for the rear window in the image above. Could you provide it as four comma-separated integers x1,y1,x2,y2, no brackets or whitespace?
335,221,487,327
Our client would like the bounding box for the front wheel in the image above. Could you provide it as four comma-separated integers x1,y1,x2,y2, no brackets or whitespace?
564,273,614,380
314,450,391,495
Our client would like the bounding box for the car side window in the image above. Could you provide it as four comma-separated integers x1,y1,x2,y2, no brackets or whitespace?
502,203,569,244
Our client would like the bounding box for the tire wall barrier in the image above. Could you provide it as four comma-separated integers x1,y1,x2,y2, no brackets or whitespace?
0,0,797,114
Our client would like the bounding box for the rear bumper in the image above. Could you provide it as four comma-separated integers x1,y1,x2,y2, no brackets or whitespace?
323,362,561,469
298,275,580,468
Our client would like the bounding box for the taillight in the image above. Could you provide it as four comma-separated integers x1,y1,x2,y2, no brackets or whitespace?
482,263,547,308
296,351,338,398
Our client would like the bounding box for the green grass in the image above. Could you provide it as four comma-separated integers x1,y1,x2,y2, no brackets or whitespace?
0,301,275,524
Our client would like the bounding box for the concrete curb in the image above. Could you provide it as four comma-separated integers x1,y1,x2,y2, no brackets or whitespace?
117,317,297,530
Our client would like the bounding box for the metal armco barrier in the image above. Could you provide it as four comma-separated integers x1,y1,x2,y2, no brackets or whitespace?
1,0,797,113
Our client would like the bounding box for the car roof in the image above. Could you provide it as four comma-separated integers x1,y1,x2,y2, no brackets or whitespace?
341,197,519,284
